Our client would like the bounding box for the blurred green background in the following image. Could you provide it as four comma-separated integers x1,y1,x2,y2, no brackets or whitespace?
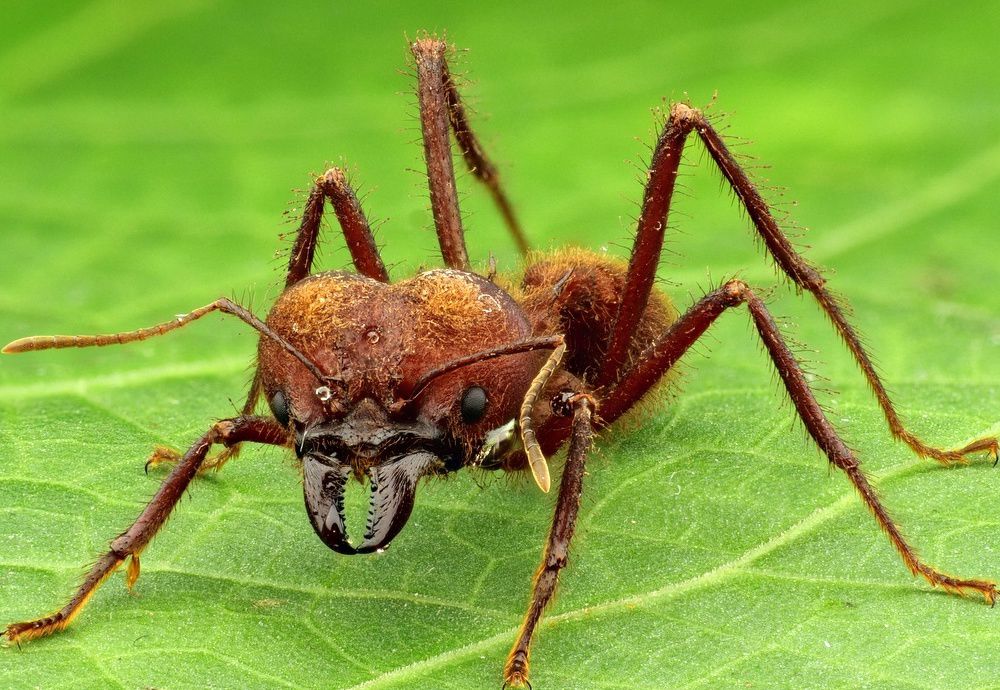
1,1,999,688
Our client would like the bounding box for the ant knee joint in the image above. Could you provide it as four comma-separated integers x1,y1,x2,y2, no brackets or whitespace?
670,101,701,124
722,279,751,304
318,167,348,190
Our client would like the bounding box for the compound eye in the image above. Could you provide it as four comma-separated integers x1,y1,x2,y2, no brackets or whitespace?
270,390,290,427
460,386,488,424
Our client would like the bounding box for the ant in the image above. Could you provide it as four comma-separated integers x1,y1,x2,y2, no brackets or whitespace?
3,35,998,689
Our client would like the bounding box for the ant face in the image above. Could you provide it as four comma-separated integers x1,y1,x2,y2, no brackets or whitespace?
295,398,448,554
258,270,542,554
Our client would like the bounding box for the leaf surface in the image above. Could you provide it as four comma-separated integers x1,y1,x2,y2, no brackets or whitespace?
1,2,999,688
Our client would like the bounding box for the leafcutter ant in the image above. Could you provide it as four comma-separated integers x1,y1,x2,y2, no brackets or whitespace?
3,35,998,689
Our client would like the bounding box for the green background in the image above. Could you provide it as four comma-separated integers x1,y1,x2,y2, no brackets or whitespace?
2,1,999,688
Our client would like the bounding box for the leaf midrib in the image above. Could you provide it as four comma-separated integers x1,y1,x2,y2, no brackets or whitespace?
344,422,998,689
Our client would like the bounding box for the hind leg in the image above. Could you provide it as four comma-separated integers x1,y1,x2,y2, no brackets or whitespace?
602,280,995,601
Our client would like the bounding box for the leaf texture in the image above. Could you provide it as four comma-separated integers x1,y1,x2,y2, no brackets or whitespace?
1,2,999,688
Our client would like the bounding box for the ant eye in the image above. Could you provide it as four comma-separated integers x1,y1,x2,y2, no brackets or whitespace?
460,386,488,424
270,390,290,427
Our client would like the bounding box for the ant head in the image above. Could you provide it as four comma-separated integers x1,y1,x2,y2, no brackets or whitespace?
256,269,549,554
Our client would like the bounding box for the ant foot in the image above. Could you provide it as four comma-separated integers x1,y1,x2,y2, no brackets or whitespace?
144,446,181,473
503,652,532,688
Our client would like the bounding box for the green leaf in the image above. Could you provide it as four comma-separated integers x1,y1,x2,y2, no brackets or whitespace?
1,2,998,688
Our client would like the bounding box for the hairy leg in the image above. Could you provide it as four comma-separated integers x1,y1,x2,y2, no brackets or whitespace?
443,55,529,255
598,104,697,385
3,416,290,644
603,280,995,602
285,167,389,286
412,38,469,270
600,102,997,464
505,393,595,688
411,37,529,270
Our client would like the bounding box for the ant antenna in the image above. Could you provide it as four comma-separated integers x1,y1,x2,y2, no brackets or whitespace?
3,297,332,386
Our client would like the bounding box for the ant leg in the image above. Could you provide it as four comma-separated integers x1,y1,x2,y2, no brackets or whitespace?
3,416,290,644
411,38,469,270
690,111,996,464
603,280,996,602
285,168,389,286
411,38,529,270
601,102,997,464
599,104,697,385
504,394,595,689
442,52,529,255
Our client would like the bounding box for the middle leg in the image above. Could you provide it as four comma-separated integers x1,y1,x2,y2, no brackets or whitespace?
285,167,390,287
599,102,997,465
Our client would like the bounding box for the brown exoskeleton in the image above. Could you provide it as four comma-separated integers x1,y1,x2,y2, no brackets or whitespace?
3,36,998,688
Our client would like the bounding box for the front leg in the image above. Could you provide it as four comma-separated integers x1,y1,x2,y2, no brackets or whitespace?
3,415,289,644
505,394,595,688
285,167,390,286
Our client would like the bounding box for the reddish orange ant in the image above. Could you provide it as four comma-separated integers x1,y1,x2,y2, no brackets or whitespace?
3,36,997,688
